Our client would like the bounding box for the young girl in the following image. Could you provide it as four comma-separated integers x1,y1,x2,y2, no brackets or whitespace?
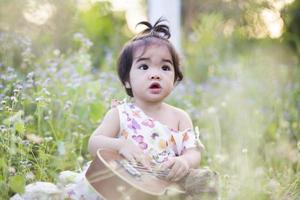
86,18,218,200
11,19,218,200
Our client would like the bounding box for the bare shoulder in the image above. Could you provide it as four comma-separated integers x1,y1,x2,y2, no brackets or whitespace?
164,103,193,130
165,103,191,120
92,106,120,137
105,106,119,118
102,107,120,127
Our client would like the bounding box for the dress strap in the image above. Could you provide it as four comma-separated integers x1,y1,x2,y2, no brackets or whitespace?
110,98,127,108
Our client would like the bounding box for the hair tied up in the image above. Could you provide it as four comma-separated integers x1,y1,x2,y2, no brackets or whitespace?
134,17,171,40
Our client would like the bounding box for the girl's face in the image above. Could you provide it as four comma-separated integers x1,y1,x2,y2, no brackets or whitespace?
128,43,175,103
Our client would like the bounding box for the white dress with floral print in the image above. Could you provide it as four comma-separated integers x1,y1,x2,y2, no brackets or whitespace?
117,102,202,164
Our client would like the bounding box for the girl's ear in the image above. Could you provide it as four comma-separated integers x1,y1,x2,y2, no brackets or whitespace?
125,82,131,88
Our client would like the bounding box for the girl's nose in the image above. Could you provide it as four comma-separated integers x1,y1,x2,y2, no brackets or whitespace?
149,74,161,80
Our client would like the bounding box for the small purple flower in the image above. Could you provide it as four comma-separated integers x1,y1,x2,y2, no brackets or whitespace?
128,118,141,133
139,142,148,149
132,135,148,150
122,111,131,121
132,135,143,143
129,104,135,109
151,133,159,140
142,119,155,128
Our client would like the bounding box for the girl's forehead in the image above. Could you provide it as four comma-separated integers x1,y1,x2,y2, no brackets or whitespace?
132,42,171,60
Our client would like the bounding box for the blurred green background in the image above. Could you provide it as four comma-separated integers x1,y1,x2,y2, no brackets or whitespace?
0,0,299,199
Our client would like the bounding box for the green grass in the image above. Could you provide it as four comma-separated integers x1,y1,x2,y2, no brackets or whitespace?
1,31,299,200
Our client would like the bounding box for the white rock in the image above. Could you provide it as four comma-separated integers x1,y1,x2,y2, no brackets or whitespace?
10,182,63,200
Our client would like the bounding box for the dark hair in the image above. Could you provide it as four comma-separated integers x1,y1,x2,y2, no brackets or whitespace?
117,17,183,97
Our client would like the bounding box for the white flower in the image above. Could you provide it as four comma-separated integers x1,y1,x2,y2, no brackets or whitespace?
221,101,227,107
207,106,217,114
267,179,280,192
25,172,35,181
44,136,53,142
77,156,84,164
58,171,79,186
26,133,44,144
53,49,60,56
41,88,50,96
242,148,248,154
8,167,16,175
215,153,227,164
57,141,65,155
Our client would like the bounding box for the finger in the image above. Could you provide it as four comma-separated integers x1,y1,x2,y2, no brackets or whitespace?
133,153,148,168
140,157,151,169
162,158,175,170
124,154,135,163
173,175,184,182
119,149,134,161
167,162,181,181
134,154,148,168
132,154,141,163
166,168,176,180
171,167,187,182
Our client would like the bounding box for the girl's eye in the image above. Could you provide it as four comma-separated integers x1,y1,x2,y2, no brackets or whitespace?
162,65,171,71
138,64,148,70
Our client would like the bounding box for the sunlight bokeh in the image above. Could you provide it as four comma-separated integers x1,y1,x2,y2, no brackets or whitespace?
77,0,147,33
260,8,284,38
259,0,295,38
23,0,55,25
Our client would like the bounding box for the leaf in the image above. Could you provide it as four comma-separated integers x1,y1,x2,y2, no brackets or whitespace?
15,121,25,134
9,175,25,194
3,110,24,126
57,141,65,156
89,102,105,123
0,157,6,169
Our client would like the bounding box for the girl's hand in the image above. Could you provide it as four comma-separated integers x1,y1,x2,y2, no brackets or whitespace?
118,138,151,168
162,157,190,182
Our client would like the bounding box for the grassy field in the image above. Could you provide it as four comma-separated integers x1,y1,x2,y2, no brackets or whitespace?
1,31,299,199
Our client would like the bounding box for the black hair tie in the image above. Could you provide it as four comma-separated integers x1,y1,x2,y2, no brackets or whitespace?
135,17,171,40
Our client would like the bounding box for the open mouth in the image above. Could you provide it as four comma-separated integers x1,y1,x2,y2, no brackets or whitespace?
149,82,161,89
149,82,162,94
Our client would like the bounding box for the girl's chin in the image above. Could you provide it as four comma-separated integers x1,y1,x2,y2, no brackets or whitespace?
132,90,172,102
149,88,162,94
146,93,170,102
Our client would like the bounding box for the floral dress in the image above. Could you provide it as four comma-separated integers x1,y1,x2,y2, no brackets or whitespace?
116,102,203,164
11,101,204,200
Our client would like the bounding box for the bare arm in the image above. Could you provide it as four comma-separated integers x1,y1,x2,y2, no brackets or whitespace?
180,148,201,169
164,109,201,182
178,109,201,168
88,107,121,156
88,107,150,167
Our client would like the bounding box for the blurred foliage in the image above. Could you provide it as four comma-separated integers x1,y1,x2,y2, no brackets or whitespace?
0,33,124,199
183,12,240,82
78,2,130,68
283,0,300,58
0,0,130,71
180,1,300,199
182,0,273,35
